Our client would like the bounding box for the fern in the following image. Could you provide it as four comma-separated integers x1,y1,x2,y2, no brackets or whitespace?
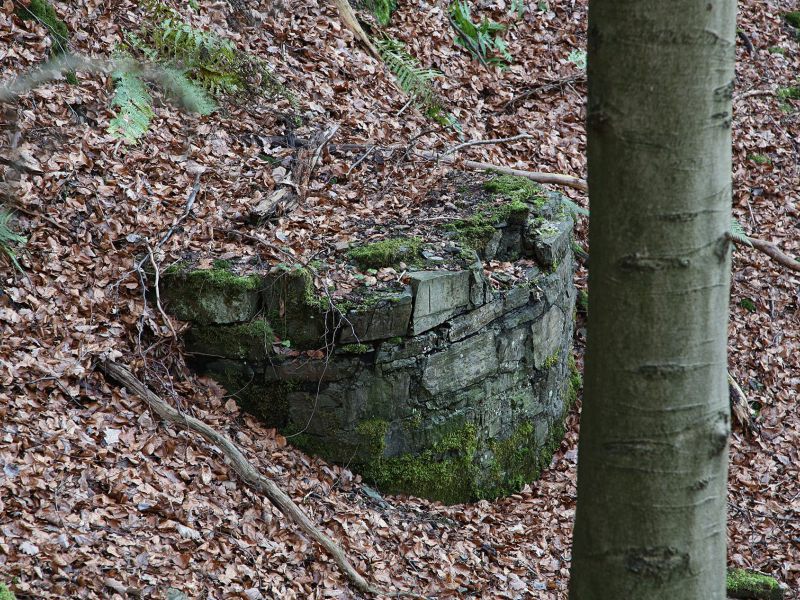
155,66,216,115
0,207,27,272
376,37,461,133
729,218,753,247
108,60,154,143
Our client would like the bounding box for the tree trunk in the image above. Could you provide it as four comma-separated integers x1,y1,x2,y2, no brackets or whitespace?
569,2,736,599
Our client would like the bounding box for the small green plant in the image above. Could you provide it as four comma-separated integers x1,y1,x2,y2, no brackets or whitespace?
15,0,69,55
449,1,512,67
365,0,396,25
783,11,800,28
0,207,27,272
568,49,587,70
375,37,461,132
777,86,800,100
508,0,525,20
747,153,772,165
107,58,155,144
768,46,786,55
739,298,757,313
108,0,288,143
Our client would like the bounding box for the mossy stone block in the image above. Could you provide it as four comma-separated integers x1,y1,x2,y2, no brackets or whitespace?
262,268,328,349
422,331,498,395
339,288,413,343
727,568,786,600
185,319,273,361
409,270,472,334
160,266,262,325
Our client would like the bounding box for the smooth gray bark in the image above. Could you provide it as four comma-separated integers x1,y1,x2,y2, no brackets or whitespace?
569,2,736,599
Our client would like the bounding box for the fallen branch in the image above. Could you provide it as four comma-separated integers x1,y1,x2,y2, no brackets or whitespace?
252,134,589,192
251,124,338,222
733,88,774,103
419,151,589,192
728,233,800,273
503,74,585,111
331,0,382,61
443,132,533,156
100,361,381,595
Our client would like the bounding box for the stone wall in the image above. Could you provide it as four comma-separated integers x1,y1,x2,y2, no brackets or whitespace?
158,175,578,504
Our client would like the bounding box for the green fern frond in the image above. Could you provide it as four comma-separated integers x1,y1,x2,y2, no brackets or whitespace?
156,66,216,114
376,37,460,134
0,207,27,272
108,62,154,143
730,218,753,246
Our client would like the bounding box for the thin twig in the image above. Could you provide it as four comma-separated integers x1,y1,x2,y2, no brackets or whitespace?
443,132,534,156
346,144,375,176
733,89,775,103
147,245,177,340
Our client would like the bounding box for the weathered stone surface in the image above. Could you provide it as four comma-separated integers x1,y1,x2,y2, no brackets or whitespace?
422,331,498,395
448,300,504,342
160,268,262,325
339,289,413,343
409,270,472,334
185,320,273,361
531,306,565,369
530,218,573,269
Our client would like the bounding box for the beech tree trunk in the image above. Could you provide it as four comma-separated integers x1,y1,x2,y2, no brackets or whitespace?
569,2,736,599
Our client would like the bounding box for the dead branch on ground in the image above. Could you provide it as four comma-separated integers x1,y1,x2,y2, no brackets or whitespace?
728,233,800,273
100,361,383,595
331,0,382,60
250,124,338,222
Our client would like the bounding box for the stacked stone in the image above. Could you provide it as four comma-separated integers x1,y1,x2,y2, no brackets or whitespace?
159,183,577,504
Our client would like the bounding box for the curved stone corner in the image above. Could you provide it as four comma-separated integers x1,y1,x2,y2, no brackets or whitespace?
156,175,578,504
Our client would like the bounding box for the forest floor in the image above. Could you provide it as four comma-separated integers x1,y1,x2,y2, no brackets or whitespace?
0,0,798,598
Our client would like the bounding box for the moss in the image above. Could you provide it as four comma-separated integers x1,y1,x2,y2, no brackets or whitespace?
16,0,70,55
339,343,372,354
483,421,541,496
543,351,560,369
363,423,479,504
365,0,396,25
356,419,389,456
777,86,800,100
187,319,274,360
577,288,589,313
726,568,784,600
348,237,422,270
263,267,330,349
0,583,15,600
483,175,546,205
568,354,582,407
187,265,261,292
768,46,786,55
747,154,772,165
783,11,800,28
443,198,529,253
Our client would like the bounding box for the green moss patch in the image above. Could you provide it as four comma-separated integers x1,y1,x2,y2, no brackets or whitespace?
443,197,529,253
348,237,422,269
339,343,372,354
186,319,274,360
483,174,546,205
363,423,479,504
783,11,800,28
0,583,16,600
727,568,785,600
16,0,70,55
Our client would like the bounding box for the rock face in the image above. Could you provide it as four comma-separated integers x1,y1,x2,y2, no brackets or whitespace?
157,175,578,504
